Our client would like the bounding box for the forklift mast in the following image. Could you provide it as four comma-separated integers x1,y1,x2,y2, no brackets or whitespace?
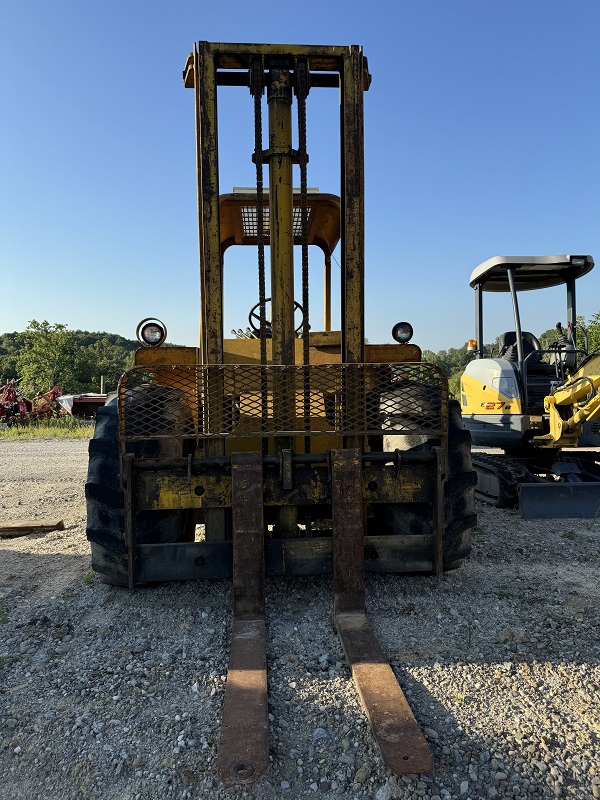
184,42,369,369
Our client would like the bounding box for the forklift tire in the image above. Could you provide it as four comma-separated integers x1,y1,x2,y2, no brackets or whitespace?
371,398,476,571
443,399,477,570
85,398,193,586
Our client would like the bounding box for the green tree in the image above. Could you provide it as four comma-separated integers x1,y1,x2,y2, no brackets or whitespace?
87,338,135,392
579,313,600,354
2,325,141,394
17,320,91,395
422,344,472,376
538,316,600,356
448,371,462,399
0,332,26,383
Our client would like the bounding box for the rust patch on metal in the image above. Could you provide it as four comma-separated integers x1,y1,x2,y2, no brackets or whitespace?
336,612,433,774
331,449,433,775
217,452,269,785
331,448,365,614
218,618,268,785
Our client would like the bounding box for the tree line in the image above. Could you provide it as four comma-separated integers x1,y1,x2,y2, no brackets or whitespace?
423,314,600,397
2,315,600,398
0,321,139,396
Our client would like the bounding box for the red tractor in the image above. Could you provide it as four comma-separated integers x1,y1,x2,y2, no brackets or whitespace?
0,379,32,425
0,380,63,425
31,386,64,420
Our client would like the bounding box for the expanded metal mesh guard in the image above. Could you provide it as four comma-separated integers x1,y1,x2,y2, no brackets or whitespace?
240,205,312,239
118,363,447,442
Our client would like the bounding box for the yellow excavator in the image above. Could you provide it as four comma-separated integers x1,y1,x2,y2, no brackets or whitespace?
86,42,477,784
460,254,600,518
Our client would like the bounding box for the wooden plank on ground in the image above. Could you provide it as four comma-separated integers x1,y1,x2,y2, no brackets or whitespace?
0,519,64,538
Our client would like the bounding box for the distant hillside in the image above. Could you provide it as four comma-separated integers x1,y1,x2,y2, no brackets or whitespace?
0,327,140,394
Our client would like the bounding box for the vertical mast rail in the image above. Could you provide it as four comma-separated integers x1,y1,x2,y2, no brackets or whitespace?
196,42,226,540
341,47,367,451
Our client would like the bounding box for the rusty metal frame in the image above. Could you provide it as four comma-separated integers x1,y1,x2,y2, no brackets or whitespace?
187,42,370,440
194,42,227,542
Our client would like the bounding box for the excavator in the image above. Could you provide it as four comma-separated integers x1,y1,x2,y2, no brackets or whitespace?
85,42,476,784
460,254,600,518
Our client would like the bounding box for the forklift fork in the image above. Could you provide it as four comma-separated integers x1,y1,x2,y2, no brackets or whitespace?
218,449,433,785
331,449,433,774
217,452,269,785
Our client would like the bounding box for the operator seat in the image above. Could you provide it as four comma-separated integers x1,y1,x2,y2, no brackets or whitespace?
498,331,542,365
499,331,555,408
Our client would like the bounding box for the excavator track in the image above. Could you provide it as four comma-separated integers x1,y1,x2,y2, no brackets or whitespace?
471,453,531,508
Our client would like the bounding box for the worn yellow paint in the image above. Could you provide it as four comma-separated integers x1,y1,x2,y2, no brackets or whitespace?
222,339,423,366
223,337,340,365
139,473,231,511
364,344,422,364
137,462,421,511
134,346,200,366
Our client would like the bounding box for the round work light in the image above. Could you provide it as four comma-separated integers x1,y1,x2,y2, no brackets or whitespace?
136,318,167,347
391,321,413,344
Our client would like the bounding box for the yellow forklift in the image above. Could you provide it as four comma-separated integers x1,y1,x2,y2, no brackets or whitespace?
86,42,476,785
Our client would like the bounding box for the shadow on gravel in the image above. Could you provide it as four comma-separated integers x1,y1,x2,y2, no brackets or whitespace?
0,551,91,604
1,536,597,799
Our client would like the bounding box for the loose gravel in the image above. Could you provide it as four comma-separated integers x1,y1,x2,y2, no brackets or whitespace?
0,439,598,800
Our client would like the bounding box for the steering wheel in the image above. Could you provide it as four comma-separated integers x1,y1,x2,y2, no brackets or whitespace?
248,298,306,337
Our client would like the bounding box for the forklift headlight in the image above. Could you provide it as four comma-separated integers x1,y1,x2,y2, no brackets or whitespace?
137,318,167,347
391,321,413,344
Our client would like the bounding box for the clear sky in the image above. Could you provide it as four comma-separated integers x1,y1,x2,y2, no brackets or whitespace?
2,1,599,353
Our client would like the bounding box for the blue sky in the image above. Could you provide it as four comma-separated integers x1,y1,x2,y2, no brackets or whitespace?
2,1,599,353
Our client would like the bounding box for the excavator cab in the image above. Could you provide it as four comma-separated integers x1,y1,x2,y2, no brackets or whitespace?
86,42,476,785
460,254,600,518
462,254,594,445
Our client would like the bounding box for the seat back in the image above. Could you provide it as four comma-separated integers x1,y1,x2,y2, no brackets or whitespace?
498,331,542,364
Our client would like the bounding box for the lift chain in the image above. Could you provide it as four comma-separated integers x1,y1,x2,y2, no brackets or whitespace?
295,60,310,355
295,59,311,451
251,59,269,449
250,58,268,369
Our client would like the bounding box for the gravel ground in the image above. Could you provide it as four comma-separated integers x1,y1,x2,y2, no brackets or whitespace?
1,438,599,800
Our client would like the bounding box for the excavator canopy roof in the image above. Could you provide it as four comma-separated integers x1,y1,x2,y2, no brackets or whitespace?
470,254,594,292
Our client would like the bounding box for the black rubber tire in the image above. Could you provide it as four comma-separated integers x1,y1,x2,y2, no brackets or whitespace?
85,399,193,586
367,399,476,572
443,399,477,570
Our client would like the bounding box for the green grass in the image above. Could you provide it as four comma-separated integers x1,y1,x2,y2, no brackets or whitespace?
464,622,475,650
0,608,8,625
83,572,96,585
0,655,22,669
0,416,94,440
